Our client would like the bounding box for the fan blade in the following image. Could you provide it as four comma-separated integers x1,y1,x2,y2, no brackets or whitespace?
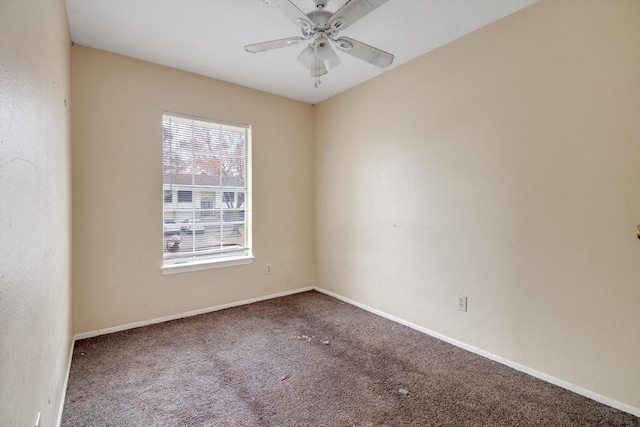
334,36,393,68
245,37,306,53
329,0,389,33
264,0,313,32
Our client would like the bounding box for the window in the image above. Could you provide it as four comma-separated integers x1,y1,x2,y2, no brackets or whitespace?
177,190,192,203
162,112,252,272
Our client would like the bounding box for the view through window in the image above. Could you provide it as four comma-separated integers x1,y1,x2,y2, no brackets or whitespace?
162,112,251,269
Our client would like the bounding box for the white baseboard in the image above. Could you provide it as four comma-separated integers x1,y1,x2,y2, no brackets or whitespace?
74,286,314,340
57,337,75,427
312,286,640,418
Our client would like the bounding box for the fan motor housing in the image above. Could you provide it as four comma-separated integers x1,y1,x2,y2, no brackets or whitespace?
308,10,332,29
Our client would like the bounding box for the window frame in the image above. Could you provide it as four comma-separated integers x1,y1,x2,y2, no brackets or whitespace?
161,111,253,274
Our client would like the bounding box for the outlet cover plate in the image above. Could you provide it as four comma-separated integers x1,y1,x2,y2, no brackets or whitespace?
457,295,467,312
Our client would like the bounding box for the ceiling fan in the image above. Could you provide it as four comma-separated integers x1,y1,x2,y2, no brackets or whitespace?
245,0,394,86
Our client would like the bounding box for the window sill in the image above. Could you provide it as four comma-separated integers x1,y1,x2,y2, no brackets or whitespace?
162,255,254,275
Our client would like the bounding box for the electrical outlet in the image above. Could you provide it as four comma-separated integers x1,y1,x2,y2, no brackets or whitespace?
457,295,467,312
265,264,272,275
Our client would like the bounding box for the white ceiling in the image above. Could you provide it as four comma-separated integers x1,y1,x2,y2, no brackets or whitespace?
65,0,537,104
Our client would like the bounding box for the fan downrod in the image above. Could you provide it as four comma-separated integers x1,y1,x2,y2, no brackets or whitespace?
313,0,328,9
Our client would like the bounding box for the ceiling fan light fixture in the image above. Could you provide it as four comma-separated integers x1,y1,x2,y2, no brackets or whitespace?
324,48,340,70
310,58,328,77
297,45,316,69
314,37,333,60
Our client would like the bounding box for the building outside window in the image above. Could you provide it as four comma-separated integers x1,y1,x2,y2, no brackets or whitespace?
177,190,193,203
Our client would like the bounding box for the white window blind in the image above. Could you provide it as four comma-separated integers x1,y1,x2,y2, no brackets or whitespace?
162,112,251,269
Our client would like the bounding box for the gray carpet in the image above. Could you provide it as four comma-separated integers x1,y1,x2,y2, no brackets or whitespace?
62,290,639,426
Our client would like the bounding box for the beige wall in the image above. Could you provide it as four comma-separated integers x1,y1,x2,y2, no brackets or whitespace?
0,0,73,426
71,46,315,334
315,0,640,411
